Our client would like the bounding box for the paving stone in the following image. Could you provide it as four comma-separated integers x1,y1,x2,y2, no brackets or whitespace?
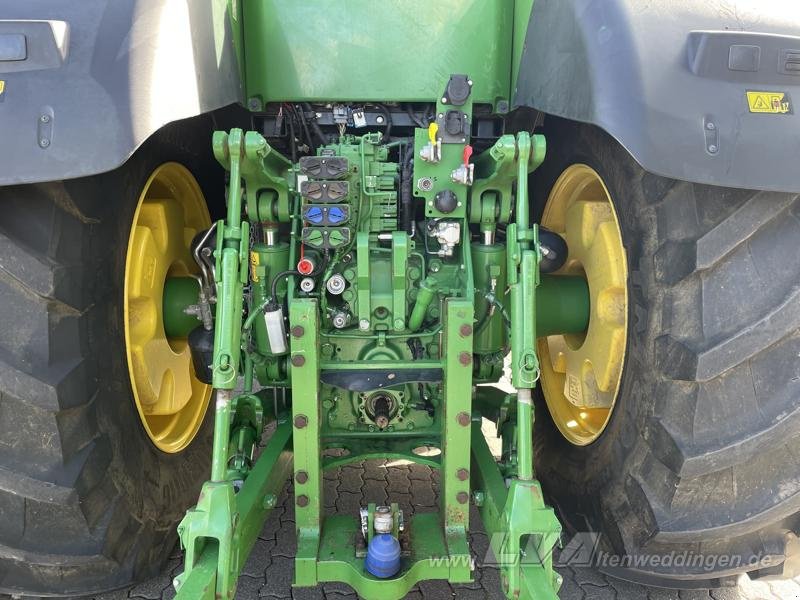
573,567,611,587
291,586,324,600
129,558,180,599
321,581,356,595
324,593,357,600
765,579,800,598
646,588,681,600
260,555,294,597
242,539,276,577
88,459,798,600
259,504,286,541
557,567,586,600
583,583,617,600
417,579,454,599
479,566,506,600
711,588,747,600
273,520,298,557
236,575,266,599
448,587,486,600
603,577,651,598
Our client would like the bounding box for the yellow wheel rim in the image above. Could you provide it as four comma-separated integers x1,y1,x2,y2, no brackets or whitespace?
538,164,628,445
124,163,212,453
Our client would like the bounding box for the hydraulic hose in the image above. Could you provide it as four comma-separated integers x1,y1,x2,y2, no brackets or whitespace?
400,142,414,235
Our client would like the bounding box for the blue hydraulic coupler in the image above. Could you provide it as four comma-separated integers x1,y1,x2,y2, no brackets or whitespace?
365,534,401,578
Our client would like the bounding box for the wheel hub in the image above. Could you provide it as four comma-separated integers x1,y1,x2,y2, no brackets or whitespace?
538,164,628,445
123,162,212,453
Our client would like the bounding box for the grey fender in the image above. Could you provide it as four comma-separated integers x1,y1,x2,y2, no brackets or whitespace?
0,1,241,185
514,0,800,193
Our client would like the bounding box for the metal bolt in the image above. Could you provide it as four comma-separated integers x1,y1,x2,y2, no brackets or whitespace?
247,97,260,111
291,354,306,367
457,468,470,481
708,144,718,153
459,351,472,366
457,412,471,427
294,414,308,429
39,138,50,148
291,325,305,338
359,319,370,330
295,470,309,484
441,97,448,103
459,324,473,337
706,122,716,130
456,491,469,504
376,115,385,124
297,495,309,507
39,114,50,123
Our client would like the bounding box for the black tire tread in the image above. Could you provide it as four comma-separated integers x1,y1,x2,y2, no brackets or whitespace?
0,117,220,597
532,118,800,587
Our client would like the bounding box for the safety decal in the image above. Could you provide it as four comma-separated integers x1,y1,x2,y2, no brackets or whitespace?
746,91,792,114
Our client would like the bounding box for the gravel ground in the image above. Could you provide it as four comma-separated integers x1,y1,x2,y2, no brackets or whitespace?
86,454,796,600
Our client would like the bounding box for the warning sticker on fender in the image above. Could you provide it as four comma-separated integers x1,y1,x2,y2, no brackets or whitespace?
746,91,792,114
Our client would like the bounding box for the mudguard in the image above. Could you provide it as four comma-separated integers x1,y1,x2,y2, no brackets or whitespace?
514,0,800,193
0,1,241,185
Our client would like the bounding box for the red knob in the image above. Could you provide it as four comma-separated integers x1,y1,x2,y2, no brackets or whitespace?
297,257,315,275
462,144,473,166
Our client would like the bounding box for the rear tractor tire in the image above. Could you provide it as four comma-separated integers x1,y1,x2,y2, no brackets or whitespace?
0,123,220,596
532,118,800,587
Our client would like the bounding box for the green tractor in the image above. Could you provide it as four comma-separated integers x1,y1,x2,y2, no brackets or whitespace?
1,1,799,598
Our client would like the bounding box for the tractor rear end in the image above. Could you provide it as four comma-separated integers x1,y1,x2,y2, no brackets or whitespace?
1,2,800,599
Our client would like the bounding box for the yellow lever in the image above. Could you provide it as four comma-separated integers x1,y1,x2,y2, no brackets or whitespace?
428,122,438,145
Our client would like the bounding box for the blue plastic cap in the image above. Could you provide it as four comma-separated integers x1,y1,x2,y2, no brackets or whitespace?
365,534,401,579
